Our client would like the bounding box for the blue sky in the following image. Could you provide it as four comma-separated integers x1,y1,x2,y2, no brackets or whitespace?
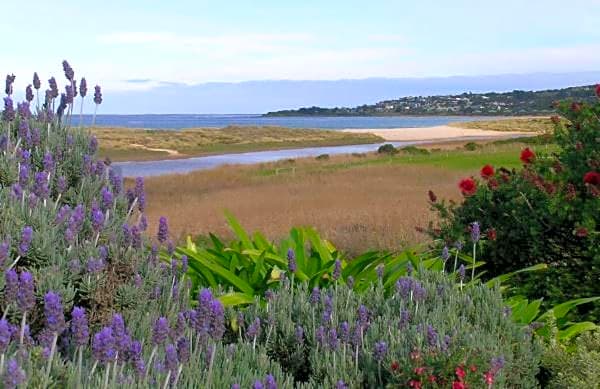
1,0,599,112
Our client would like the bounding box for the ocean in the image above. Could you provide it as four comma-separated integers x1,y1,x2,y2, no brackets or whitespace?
82,114,493,130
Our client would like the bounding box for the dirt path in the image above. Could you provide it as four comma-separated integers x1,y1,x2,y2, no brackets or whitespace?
130,143,181,156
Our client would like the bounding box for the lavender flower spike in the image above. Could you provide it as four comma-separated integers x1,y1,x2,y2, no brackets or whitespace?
44,291,66,333
18,226,33,257
71,306,90,347
62,60,75,81
33,72,41,90
373,341,388,362
152,317,169,346
470,221,481,243
157,216,169,243
287,248,297,273
17,271,35,313
3,358,26,389
93,85,103,105
79,77,87,97
332,259,342,281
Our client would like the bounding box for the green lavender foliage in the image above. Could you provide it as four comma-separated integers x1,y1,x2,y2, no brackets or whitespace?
242,271,541,388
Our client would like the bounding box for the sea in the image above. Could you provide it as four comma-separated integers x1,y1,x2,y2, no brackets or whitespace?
83,114,493,130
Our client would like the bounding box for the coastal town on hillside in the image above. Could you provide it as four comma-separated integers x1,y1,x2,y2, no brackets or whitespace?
266,84,597,116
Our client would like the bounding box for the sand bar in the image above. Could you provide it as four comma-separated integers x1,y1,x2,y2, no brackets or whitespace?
343,125,534,141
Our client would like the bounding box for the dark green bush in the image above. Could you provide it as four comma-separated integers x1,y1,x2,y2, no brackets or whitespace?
428,97,600,320
377,143,397,154
315,153,329,160
463,142,480,151
400,145,430,155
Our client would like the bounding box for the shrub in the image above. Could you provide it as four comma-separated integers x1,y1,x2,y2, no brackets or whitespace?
377,143,397,154
541,329,600,388
315,153,329,160
428,93,600,320
463,142,480,151
400,145,430,155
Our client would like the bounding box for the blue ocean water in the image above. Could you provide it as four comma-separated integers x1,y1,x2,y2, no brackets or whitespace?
81,114,493,130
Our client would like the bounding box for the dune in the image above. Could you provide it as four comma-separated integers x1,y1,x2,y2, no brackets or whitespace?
343,125,535,141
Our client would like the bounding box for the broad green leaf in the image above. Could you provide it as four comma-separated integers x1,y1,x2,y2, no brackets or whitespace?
224,210,253,249
538,297,600,321
218,292,255,307
558,322,599,341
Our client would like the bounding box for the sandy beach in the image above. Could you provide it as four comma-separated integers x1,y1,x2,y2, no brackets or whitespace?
343,125,535,142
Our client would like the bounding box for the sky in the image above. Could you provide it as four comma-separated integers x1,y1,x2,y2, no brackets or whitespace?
1,0,599,112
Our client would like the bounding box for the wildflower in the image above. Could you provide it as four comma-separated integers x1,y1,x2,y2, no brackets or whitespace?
287,248,296,273
336,381,348,389
17,272,35,313
264,374,277,389
441,246,450,261
92,327,116,363
487,228,497,241
332,259,342,280
398,309,410,329
391,361,399,371
480,164,494,179
90,204,104,232
246,318,261,339
94,85,103,105
56,175,67,194
520,147,535,164
455,366,466,380
484,371,494,385
25,84,34,102
458,264,466,281
48,77,59,98
2,359,26,389
409,381,422,389
157,216,169,243
5,74,15,95
65,85,74,104
595,84,600,98
470,222,481,242
327,328,339,350
209,299,225,339
490,356,505,374
0,319,10,353
575,227,588,238
373,341,387,362
164,344,178,372
62,60,75,81
309,287,321,304
176,336,190,363
458,177,477,196
4,270,19,301
253,381,264,389
18,226,33,257
414,366,426,375
152,317,169,346
583,171,600,186
2,97,15,122
315,326,325,345
33,72,41,89
80,77,87,97
452,382,467,389
44,291,66,333
33,172,49,199
426,325,438,348
71,307,89,347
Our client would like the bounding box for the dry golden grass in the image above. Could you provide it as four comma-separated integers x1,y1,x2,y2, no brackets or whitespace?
93,125,383,161
139,153,466,255
449,117,554,133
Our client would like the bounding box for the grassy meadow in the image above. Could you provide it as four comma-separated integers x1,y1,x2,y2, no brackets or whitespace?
138,137,546,255
93,125,384,161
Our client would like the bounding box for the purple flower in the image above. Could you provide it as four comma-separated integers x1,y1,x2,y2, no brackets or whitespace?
253,381,264,389
131,226,142,249
315,325,325,346
373,341,387,362
11,183,22,199
111,314,131,355
358,305,370,329
89,136,98,153
152,317,169,346
44,291,66,333
5,74,15,95
18,226,33,257
55,205,71,224
441,246,450,261
79,77,87,97
157,216,169,243
399,309,410,329
90,203,104,232
33,72,41,90
490,356,505,374
295,325,304,344
470,222,481,243
57,93,67,119
86,257,105,274
100,187,113,209
4,270,19,301
17,271,35,312
232,385,241,389
376,264,384,279
339,321,350,343
33,172,49,199
287,248,296,273
346,276,354,289
30,127,41,146
458,264,466,281
264,374,277,389
246,318,261,339
2,358,26,389
426,325,438,348
210,299,225,339
176,336,190,363
92,327,116,363
336,380,348,389
62,60,75,81
327,328,339,350
2,97,15,122
56,176,67,194
48,77,59,98
164,343,178,373
25,85,34,102
43,152,54,172
71,307,89,347
332,259,341,281
310,287,320,304
138,214,148,231
93,85,103,105
0,319,11,353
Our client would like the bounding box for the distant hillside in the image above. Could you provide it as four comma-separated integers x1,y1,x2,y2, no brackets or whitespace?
265,85,597,117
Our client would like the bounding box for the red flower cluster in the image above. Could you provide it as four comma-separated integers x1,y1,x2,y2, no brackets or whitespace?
459,178,477,196
480,164,494,179
583,171,600,186
487,228,497,241
520,148,535,164
596,84,600,98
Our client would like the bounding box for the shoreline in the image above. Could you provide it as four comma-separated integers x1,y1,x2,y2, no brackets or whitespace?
342,125,536,142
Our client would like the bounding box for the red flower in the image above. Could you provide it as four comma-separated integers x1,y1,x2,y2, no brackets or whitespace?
427,375,437,383
409,380,423,389
455,366,466,380
391,361,400,371
488,178,499,190
575,227,588,238
596,84,600,98
484,371,494,385
480,164,494,179
459,178,477,196
583,171,600,186
428,190,437,203
414,367,426,375
520,148,535,164
452,381,468,389
571,102,582,112
469,365,477,372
